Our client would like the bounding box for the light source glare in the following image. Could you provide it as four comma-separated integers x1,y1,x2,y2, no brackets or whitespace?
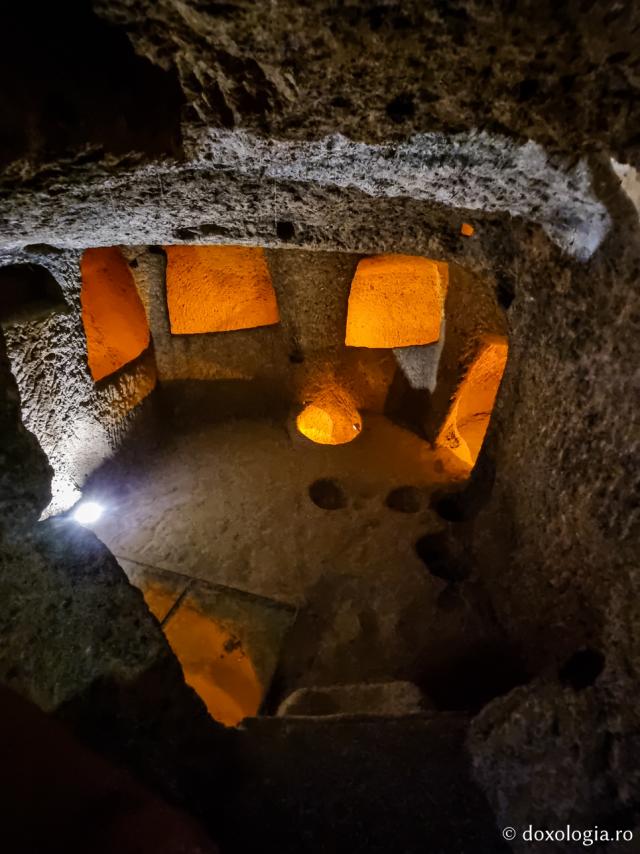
72,500,104,525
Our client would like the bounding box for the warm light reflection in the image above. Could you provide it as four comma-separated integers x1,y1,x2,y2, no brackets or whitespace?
164,245,280,334
80,248,150,381
437,335,508,467
163,602,263,727
345,254,448,348
296,389,362,445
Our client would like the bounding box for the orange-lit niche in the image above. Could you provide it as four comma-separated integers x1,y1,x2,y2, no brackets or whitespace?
296,388,362,445
165,245,280,334
80,248,150,381
345,254,448,348
437,335,508,467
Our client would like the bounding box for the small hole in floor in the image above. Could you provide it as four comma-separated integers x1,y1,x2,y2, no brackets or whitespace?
308,478,347,510
559,647,605,691
415,532,469,581
430,490,467,522
385,485,421,513
276,220,296,241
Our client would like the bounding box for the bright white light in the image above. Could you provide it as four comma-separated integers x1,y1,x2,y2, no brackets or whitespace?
72,501,104,525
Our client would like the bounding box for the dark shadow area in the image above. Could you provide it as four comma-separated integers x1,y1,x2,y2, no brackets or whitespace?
559,647,605,691
0,0,184,169
216,715,511,854
0,263,68,324
0,684,219,854
418,642,529,713
150,379,291,430
415,530,470,582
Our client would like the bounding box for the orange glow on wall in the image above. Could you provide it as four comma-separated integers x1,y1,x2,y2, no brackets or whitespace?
460,222,475,237
162,601,263,727
296,388,362,445
437,335,508,467
345,254,447,349
164,245,280,334
80,248,150,381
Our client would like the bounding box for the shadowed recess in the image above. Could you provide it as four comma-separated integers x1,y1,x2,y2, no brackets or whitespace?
0,264,68,324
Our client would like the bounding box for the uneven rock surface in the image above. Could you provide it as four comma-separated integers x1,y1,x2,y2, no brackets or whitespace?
0,518,228,812
458,168,640,840
1,0,640,848
0,684,219,854
276,681,430,717
220,714,509,854
0,335,50,529
94,0,640,164
1,246,156,514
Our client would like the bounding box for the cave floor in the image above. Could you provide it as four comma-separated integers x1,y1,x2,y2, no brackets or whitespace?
81,389,479,716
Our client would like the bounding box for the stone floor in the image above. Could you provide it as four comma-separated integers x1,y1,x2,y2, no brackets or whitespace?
88,411,467,602
74,387,504,718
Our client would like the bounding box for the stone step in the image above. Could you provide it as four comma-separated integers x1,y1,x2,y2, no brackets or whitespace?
276,680,432,717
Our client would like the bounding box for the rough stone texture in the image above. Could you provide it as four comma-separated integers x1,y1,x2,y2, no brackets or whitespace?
276,681,431,717
4,0,638,260
0,517,228,812
394,317,446,393
1,246,156,514
0,131,611,261
92,0,640,163
1,0,640,845
461,167,640,837
612,159,640,216
423,262,508,444
84,400,518,709
0,684,219,854
0,333,51,530
0,519,172,712
128,245,396,414
219,714,509,854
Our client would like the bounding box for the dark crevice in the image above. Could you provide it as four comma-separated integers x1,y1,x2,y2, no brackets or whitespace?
0,1,185,168
419,643,529,712
0,264,69,324
559,648,605,691
415,531,470,582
